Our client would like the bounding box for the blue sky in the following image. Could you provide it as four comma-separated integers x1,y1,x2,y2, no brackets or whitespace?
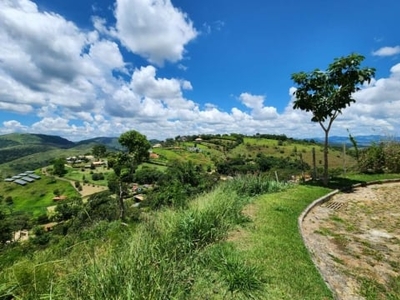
0,0,399,141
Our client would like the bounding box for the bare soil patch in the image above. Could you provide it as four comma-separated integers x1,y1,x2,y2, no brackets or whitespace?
79,183,108,198
302,182,400,299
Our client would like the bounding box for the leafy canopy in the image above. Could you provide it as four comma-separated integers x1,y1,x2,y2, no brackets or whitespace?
118,130,151,164
291,53,375,125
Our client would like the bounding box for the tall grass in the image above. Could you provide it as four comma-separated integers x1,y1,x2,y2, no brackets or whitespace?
1,177,291,299
224,174,292,196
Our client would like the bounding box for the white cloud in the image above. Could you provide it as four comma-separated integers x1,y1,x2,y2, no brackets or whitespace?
0,0,126,121
1,120,29,134
131,66,185,99
1,0,400,142
372,46,400,57
239,93,278,120
114,0,198,65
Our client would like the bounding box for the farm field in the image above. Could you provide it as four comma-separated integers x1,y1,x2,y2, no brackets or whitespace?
64,165,112,186
0,176,79,217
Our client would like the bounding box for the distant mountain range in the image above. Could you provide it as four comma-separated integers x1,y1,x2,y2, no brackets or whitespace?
0,133,164,174
0,134,120,174
313,135,400,147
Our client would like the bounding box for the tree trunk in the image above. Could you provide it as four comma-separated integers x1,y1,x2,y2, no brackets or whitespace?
323,130,329,186
118,181,125,220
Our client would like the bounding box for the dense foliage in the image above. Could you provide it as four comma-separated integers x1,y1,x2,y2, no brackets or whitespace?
146,160,219,209
358,141,400,174
216,153,310,178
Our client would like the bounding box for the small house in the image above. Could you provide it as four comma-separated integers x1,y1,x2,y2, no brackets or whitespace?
53,195,67,202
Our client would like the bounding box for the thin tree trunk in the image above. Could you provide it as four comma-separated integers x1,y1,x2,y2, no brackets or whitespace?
118,181,125,220
323,129,329,186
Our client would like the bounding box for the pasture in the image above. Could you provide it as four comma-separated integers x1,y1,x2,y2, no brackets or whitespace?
0,176,79,217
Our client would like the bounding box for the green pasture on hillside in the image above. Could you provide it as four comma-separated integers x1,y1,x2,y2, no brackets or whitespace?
0,176,79,217
64,165,113,186
152,146,214,166
237,137,357,170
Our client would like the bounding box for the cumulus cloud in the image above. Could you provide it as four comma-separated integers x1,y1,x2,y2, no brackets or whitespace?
131,66,185,99
1,0,400,142
114,0,198,65
0,0,126,116
239,93,278,120
2,120,29,134
372,46,400,57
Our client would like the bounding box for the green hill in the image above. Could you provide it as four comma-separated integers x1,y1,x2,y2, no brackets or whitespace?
0,133,75,149
0,133,118,176
0,132,357,179
75,136,121,150
0,133,75,167
151,135,356,180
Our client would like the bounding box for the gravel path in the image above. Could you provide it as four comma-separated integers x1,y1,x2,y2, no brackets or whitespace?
301,182,400,300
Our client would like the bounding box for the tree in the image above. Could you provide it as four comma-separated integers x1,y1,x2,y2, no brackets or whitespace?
119,130,151,165
53,157,67,177
291,53,375,185
0,209,12,245
92,144,107,159
113,130,151,219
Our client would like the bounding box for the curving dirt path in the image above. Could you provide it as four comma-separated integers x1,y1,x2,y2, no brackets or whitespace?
301,181,400,299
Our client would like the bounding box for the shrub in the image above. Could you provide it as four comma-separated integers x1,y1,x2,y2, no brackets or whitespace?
92,173,105,181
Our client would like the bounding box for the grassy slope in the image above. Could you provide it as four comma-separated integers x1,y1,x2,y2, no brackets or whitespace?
1,180,334,299
152,137,356,173
64,165,113,186
0,175,80,217
238,137,356,170
0,133,120,175
0,148,88,175
232,185,333,299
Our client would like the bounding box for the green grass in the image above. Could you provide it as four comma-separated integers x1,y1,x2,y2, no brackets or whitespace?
0,178,291,299
228,184,334,299
3,173,399,299
64,165,112,186
0,176,80,217
139,162,167,171
152,146,214,166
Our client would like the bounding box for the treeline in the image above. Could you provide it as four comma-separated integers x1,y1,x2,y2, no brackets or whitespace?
216,153,309,178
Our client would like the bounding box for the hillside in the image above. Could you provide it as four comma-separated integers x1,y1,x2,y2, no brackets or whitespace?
150,135,357,180
0,133,118,175
0,133,75,166
0,133,75,149
75,136,121,150
0,132,360,177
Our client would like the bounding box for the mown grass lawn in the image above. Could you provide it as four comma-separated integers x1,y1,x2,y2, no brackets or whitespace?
229,184,334,299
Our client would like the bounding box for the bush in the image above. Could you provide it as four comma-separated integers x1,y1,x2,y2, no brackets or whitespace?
36,214,50,225
92,173,105,181
134,167,163,184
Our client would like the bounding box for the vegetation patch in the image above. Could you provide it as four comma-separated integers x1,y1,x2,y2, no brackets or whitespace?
0,176,79,217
